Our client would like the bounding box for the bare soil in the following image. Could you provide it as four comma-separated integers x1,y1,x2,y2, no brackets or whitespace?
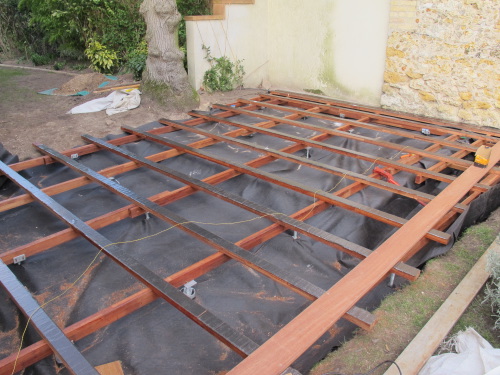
54,72,112,95
0,64,265,161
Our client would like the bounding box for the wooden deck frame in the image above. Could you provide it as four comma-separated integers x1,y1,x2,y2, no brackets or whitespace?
159,117,467,213
125,125,451,244
1,93,499,375
179,112,489,192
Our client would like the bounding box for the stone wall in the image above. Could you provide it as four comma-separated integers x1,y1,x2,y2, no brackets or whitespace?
381,0,500,128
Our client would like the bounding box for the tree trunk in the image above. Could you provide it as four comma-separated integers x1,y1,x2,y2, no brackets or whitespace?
140,0,199,110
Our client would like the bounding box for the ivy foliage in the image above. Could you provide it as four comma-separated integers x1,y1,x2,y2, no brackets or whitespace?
0,0,49,58
177,0,211,49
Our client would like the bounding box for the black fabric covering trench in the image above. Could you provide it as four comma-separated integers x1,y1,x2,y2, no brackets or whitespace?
0,110,497,375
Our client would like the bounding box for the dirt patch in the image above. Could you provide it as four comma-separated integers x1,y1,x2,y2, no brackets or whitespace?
54,73,110,95
0,65,265,161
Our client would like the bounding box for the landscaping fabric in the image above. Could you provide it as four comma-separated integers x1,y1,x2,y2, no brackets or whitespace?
0,110,499,375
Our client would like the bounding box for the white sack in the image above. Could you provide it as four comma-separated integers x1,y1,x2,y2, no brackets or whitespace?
106,89,141,115
419,328,500,375
68,89,141,115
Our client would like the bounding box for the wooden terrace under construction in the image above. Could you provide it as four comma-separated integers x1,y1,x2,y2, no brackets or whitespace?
1,90,500,375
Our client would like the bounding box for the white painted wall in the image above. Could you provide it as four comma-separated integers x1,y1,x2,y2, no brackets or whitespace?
186,1,269,91
186,0,391,105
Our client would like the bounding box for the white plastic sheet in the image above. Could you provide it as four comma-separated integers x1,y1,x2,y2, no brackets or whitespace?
68,89,141,115
419,328,500,375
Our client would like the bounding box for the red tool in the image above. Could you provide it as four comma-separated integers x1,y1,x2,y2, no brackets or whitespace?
373,167,427,206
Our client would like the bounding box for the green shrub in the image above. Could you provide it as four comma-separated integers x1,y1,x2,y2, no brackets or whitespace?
71,63,87,71
84,39,117,73
98,1,146,62
202,45,244,92
3,0,209,73
53,60,65,70
0,0,50,59
125,40,147,80
30,52,52,65
18,0,145,66
177,0,211,69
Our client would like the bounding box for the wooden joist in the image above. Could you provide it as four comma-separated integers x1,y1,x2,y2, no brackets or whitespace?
237,98,479,153
182,111,489,192
83,134,419,281
212,103,477,171
269,90,500,143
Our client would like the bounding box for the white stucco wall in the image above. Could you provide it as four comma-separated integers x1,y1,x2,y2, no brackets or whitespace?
186,1,269,91
187,0,391,105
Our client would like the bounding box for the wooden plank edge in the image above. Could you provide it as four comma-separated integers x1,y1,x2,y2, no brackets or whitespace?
383,235,500,375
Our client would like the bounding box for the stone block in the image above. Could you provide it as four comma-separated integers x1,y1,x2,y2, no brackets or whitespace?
387,47,406,58
406,69,423,79
437,104,457,115
384,71,408,84
419,91,436,101
474,101,492,109
458,109,473,121
459,92,473,101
